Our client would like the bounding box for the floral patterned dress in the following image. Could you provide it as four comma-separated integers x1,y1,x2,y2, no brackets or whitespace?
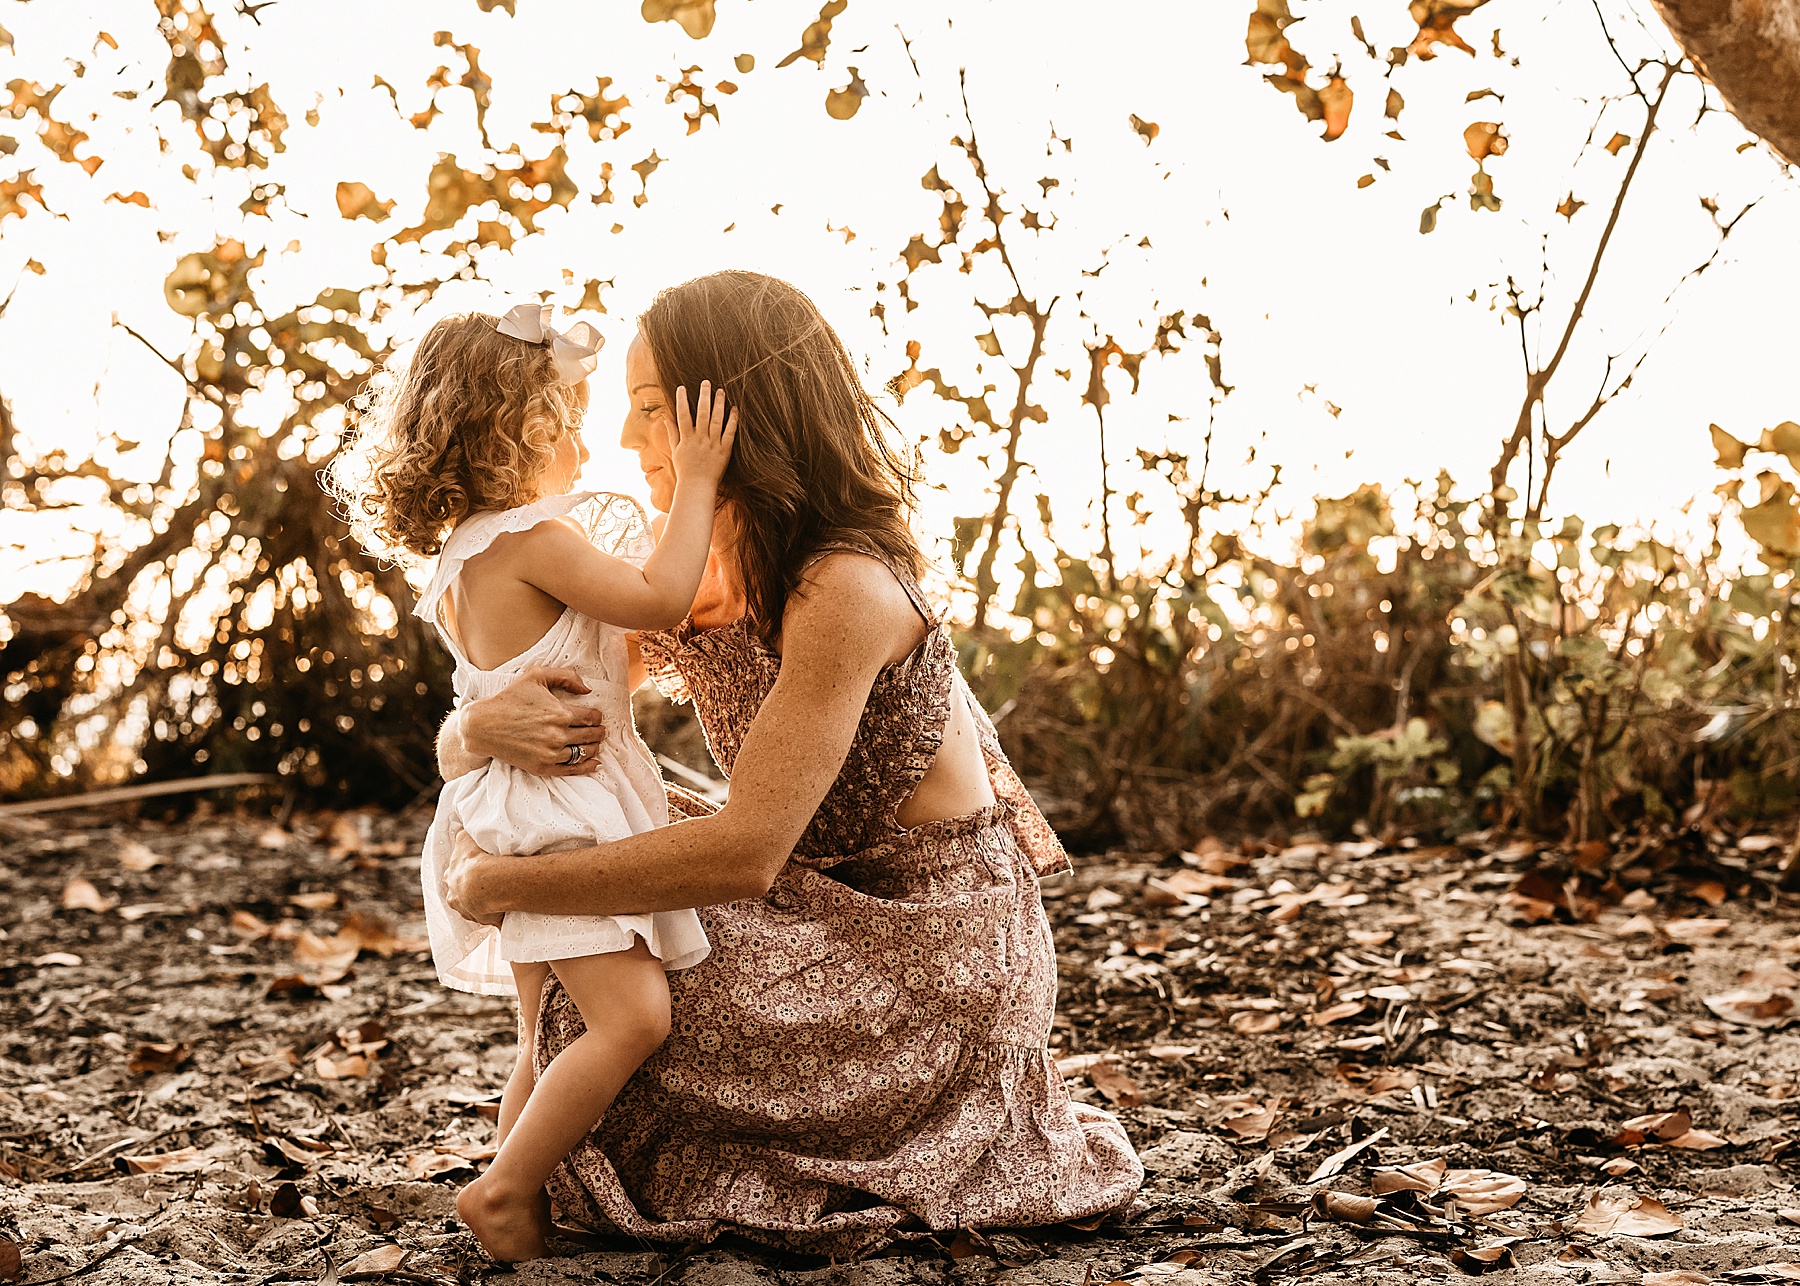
532,544,1143,1255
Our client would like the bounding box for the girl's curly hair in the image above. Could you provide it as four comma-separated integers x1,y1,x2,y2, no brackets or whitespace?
329,312,581,561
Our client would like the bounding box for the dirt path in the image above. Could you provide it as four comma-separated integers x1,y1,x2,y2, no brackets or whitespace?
1,807,1797,1284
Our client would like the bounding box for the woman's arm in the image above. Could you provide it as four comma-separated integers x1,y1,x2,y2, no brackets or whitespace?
443,555,922,916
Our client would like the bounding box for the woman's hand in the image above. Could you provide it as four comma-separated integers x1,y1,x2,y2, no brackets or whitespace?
461,665,609,776
444,828,506,927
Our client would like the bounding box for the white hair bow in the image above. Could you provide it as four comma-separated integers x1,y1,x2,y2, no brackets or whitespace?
494,303,603,385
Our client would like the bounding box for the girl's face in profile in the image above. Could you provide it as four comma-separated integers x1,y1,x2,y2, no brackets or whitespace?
539,379,592,497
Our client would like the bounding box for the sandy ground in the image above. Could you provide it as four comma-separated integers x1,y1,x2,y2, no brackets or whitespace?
2,804,1798,1284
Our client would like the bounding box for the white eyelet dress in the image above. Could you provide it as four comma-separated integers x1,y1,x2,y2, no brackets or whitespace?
414,490,710,996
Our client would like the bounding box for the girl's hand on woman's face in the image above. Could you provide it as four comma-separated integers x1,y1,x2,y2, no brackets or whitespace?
670,380,738,488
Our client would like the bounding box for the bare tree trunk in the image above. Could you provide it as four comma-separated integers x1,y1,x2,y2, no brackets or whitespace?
1652,0,1800,164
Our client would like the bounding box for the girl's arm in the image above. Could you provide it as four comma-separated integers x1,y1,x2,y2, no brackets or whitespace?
520,382,735,632
443,554,921,915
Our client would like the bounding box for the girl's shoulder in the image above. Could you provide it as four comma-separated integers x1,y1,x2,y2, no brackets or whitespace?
416,491,650,624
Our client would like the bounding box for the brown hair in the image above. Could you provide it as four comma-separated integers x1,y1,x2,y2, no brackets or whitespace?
639,271,921,645
331,312,581,560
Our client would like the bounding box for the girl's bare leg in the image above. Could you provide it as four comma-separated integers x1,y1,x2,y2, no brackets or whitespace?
495,961,550,1150
457,941,670,1262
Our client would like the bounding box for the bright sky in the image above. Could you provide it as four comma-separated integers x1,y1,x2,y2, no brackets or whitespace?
2,0,1795,604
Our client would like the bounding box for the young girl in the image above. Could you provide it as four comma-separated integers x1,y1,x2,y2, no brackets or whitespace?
334,303,735,1261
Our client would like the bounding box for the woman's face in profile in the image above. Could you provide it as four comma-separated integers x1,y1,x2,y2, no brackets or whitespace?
621,334,677,513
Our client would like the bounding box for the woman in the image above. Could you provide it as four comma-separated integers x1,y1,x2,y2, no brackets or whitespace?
439,271,1142,1255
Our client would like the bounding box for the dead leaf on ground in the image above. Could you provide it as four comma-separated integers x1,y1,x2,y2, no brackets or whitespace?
1666,917,1731,942
269,1181,317,1218
1442,1169,1526,1214
1218,1096,1279,1141
60,877,117,913
1451,1246,1516,1275
1617,1106,1692,1146
231,910,272,939
342,1245,408,1279
289,891,338,910
316,1050,371,1080
1087,1061,1143,1107
121,1146,206,1175
1307,1126,1388,1181
0,1235,20,1282
1313,1190,1378,1222
126,1042,190,1075
1373,1158,1449,1194
1231,1010,1283,1034
292,929,359,984
1705,984,1797,1029
1644,1273,1714,1286
1312,1000,1366,1026
406,1151,475,1180
1571,1189,1683,1237
118,841,163,872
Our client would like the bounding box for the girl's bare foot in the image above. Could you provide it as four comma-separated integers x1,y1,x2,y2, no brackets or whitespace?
456,1174,552,1262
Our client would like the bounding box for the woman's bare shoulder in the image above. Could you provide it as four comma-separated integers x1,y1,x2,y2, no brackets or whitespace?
786,550,925,668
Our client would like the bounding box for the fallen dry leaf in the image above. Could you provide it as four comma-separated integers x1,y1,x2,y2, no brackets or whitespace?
1665,917,1731,942
230,910,272,939
126,1042,189,1076
0,1234,20,1282
289,891,338,910
315,1050,371,1080
1667,1128,1728,1149
1442,1169,1526,1214
1307,1126,1388,1181
1087,1061,1142,1107
116,902,186,922
1617,1107,1692,1146
117,841,163,872
1085,887,1124,911
1230,1011,1283,1034
342,1244,409,1279
292,929,360,983
1451,1246,1516,1275
32,952,82,967
1643,1273,1714,1286
1311,1001,1367,1026
1705,985,1797,1029
1571,1189,1683,1237
1372,1157,1448,1194
60,877,117,913
1312,1190,1377,1222
121,1146,206,1175
406,1151,475,1180
1218,1096,1278,1141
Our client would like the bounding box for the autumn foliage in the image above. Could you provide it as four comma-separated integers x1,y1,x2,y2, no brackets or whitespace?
0,0,1795,855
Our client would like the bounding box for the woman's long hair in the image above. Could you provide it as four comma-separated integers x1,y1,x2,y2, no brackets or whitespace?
639,271,922,645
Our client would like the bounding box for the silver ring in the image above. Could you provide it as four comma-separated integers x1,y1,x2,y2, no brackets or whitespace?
563,743,588,767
